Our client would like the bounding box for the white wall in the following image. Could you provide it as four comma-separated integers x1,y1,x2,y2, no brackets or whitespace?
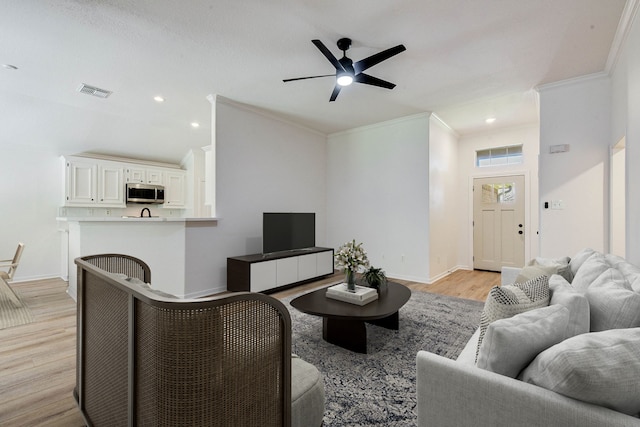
205,98,327,290
327,114,431,282
610,143,626,257
0,145,63,281
428,116,460,280
538,75,611,258
626,14,640,265
457,124,540,268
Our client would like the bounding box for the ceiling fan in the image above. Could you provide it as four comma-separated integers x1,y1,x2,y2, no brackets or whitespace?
283,38,406,102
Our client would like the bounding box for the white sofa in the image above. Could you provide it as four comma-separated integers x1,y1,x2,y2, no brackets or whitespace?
417,249,640,427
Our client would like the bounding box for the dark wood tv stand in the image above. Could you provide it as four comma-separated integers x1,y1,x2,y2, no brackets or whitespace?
227,247,334,293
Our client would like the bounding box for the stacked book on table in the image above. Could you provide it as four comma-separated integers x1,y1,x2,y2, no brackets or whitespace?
326,283,378,306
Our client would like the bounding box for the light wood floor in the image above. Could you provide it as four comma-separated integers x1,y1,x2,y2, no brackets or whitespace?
0,269,498,426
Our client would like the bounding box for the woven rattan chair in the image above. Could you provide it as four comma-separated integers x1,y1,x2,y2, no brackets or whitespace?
74,253,319,427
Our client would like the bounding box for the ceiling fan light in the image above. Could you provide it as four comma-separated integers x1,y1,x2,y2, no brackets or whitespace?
337,74,353,86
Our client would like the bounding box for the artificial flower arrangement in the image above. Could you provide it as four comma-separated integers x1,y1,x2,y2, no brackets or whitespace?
335,239,370,290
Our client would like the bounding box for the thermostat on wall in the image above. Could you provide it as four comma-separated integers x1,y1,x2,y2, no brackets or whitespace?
549,144,570,154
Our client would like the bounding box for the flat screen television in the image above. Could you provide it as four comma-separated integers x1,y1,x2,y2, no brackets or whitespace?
263,212,315,254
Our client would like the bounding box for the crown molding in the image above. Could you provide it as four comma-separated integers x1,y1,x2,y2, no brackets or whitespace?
430,113,460,138
535,71,609,92
606,0,640,73
328,112,432,138
212,95,327,137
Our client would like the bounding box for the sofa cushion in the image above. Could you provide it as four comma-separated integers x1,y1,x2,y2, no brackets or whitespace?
476,275,550,361
548,274,590,338
516,257,572,284
569,248,596,278
571,251,609,291
520,328,640,416
476,305,569,378
606,254,640,293
585,268,640,332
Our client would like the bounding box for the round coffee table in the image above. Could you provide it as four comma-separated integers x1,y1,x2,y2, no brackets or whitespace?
290,281,411,353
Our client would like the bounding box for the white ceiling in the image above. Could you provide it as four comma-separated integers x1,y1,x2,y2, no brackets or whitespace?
0,0,627,164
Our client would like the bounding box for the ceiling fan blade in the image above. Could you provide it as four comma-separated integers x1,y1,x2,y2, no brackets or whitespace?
283,74,335,83
312,39,345,72
355,73,396,90
329,85,341,102
353,44,406,74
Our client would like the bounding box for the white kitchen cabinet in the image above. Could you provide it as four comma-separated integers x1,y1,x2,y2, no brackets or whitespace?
63,156,187,209
126,167,163,185
163,170,186,207
146,169,164,185
97,164,124,206
65,159,97,205
125,167,146,183
65,157,126,207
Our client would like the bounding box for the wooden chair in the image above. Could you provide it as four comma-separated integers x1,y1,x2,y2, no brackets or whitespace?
0,243,25,307
0,242,25,282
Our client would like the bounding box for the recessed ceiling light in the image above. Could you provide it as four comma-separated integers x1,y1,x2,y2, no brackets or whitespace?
154,95,165,102
2,64,18,70
485,117,496,124
191,122,200,128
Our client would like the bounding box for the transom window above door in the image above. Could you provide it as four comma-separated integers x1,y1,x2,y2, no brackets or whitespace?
476,145,523,167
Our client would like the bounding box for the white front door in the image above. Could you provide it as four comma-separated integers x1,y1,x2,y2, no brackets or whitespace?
473,175,525,271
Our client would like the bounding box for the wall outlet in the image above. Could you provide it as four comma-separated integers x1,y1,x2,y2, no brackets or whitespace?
105,209,111,216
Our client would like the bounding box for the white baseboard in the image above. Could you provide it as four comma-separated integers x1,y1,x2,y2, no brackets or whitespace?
427,265,472,284
10,274,67,284
182,285,227,299
388,265,473,285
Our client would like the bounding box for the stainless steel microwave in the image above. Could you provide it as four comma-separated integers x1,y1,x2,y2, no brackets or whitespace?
126,183,165,204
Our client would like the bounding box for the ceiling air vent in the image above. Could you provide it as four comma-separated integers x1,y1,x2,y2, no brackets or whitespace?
77,83,112,98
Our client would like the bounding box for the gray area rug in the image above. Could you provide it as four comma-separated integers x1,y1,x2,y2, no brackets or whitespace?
0,281,34,330
284,290,484,427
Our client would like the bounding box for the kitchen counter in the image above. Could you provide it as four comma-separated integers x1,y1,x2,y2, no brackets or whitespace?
57,216,218,222
61,217,222,300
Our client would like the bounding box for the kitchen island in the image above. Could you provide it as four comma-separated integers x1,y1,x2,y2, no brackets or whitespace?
59,217,219,299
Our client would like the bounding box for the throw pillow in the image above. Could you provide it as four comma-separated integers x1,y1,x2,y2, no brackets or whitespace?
568,248,596,278
520,328,640,416
585,268,640,332
515,257,572,284
548,274,590,338
514,265,554,284
476,304,569,378
476,275,550,362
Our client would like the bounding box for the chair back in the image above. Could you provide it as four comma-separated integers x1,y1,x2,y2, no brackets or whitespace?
6,243,24,280
74,254,292,427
